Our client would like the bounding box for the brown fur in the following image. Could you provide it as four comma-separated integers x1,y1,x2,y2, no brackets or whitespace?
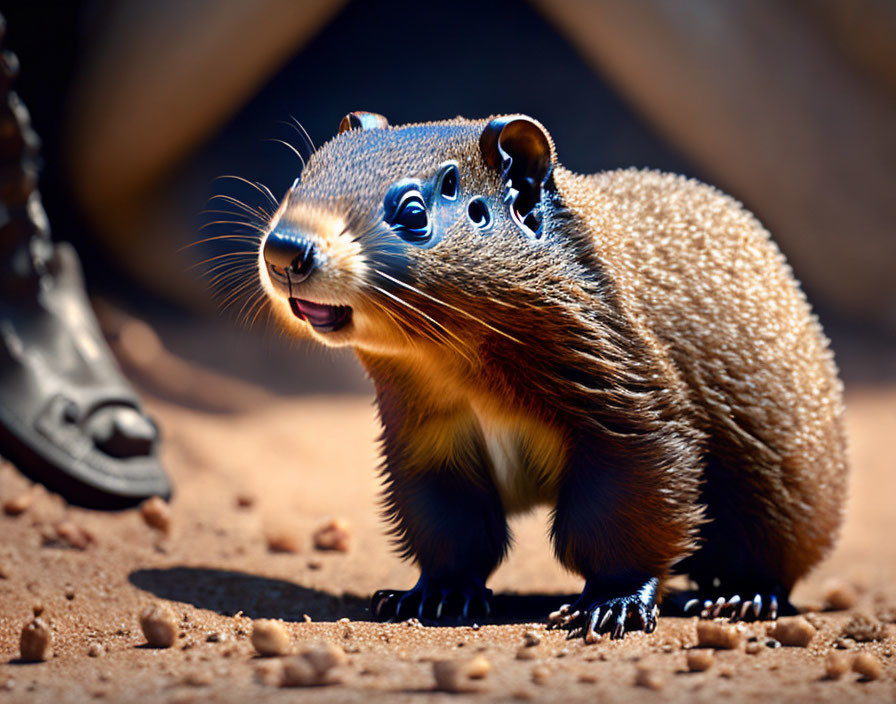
258,115,847,606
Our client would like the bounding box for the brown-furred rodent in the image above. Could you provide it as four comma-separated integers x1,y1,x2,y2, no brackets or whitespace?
257,112,847,640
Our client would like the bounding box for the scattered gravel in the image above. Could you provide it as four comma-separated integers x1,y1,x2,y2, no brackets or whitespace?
311,518,353,552
433,656,491,692
824,652,851,679
696,621,744,649
770,617,816,647
841,613,888,642
139,603,178,648
19,617,52,662
852,652,883,680
822,578,858,611
140,497,172,534
686,649,714,671
251,619,291,656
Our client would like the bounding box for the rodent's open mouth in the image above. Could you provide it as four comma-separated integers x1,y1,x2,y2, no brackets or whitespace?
289,298,352,333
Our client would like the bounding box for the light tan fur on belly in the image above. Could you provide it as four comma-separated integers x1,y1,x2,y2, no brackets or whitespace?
470,399,567,514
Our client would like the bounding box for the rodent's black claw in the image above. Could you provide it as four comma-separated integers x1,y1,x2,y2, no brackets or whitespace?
549,577,659,643
369,575,492,624
369,589,404,621
665,584,794,622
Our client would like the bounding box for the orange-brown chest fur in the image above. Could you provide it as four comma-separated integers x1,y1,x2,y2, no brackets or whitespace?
360,347,569,514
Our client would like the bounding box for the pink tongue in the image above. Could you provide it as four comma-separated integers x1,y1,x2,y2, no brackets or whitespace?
292,298,337,326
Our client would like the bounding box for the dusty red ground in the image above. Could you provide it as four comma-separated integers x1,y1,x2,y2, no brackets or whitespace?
0,319,894,702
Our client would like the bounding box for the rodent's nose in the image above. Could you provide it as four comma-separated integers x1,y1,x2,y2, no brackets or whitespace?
263,230,316,284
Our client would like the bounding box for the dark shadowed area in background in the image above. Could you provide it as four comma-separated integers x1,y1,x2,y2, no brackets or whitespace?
4,0,894,395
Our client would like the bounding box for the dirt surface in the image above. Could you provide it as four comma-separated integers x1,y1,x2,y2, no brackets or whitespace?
1,346,895,701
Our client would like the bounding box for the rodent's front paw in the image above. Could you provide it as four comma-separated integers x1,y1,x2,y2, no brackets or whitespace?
370,575,492,623
549,577,658,642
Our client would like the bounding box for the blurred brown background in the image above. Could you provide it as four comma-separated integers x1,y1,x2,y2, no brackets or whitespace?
4,0,895,396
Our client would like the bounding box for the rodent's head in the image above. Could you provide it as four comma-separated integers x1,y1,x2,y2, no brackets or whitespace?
259,112,559,357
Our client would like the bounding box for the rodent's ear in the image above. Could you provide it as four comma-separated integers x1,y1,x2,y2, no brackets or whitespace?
479,116,555,236
479,116,553,180
338,111,389,134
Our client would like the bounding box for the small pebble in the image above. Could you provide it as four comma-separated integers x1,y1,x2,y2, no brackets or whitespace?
823,578,858,611
686,649,714,671
311,518,353,552
523,630,542,647
88,644,104,658
235,493,255,509
718,665,735,678
852,652,882,680
578,672,598,683
52,521,94,550
303,642,348,673
139,603,178,648
841,613,888,642
432,656,490,692
824,652,851,679
696,621,743,649
254,659,283,686
280,657,318,687
140,496,172,534
3,490,35,516
745,641,762,655
251,619,291,656
770,616,816,647
265,528,302,554
280,643,347,687
182,671,213,687
531,666,551,685
19,617,52,661
635,664,664,690
516,645,542,660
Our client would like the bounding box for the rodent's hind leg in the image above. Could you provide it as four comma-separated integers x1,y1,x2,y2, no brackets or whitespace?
548,433,702,640
370,574,492,623
663,583,796,622
548,577,659,642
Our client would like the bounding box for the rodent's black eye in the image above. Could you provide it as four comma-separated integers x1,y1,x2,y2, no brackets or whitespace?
440,164,459,200
394,192,429,236
384,180,432,244
467,197,491,230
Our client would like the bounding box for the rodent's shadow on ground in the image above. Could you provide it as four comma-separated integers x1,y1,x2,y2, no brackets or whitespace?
129,567,574,624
